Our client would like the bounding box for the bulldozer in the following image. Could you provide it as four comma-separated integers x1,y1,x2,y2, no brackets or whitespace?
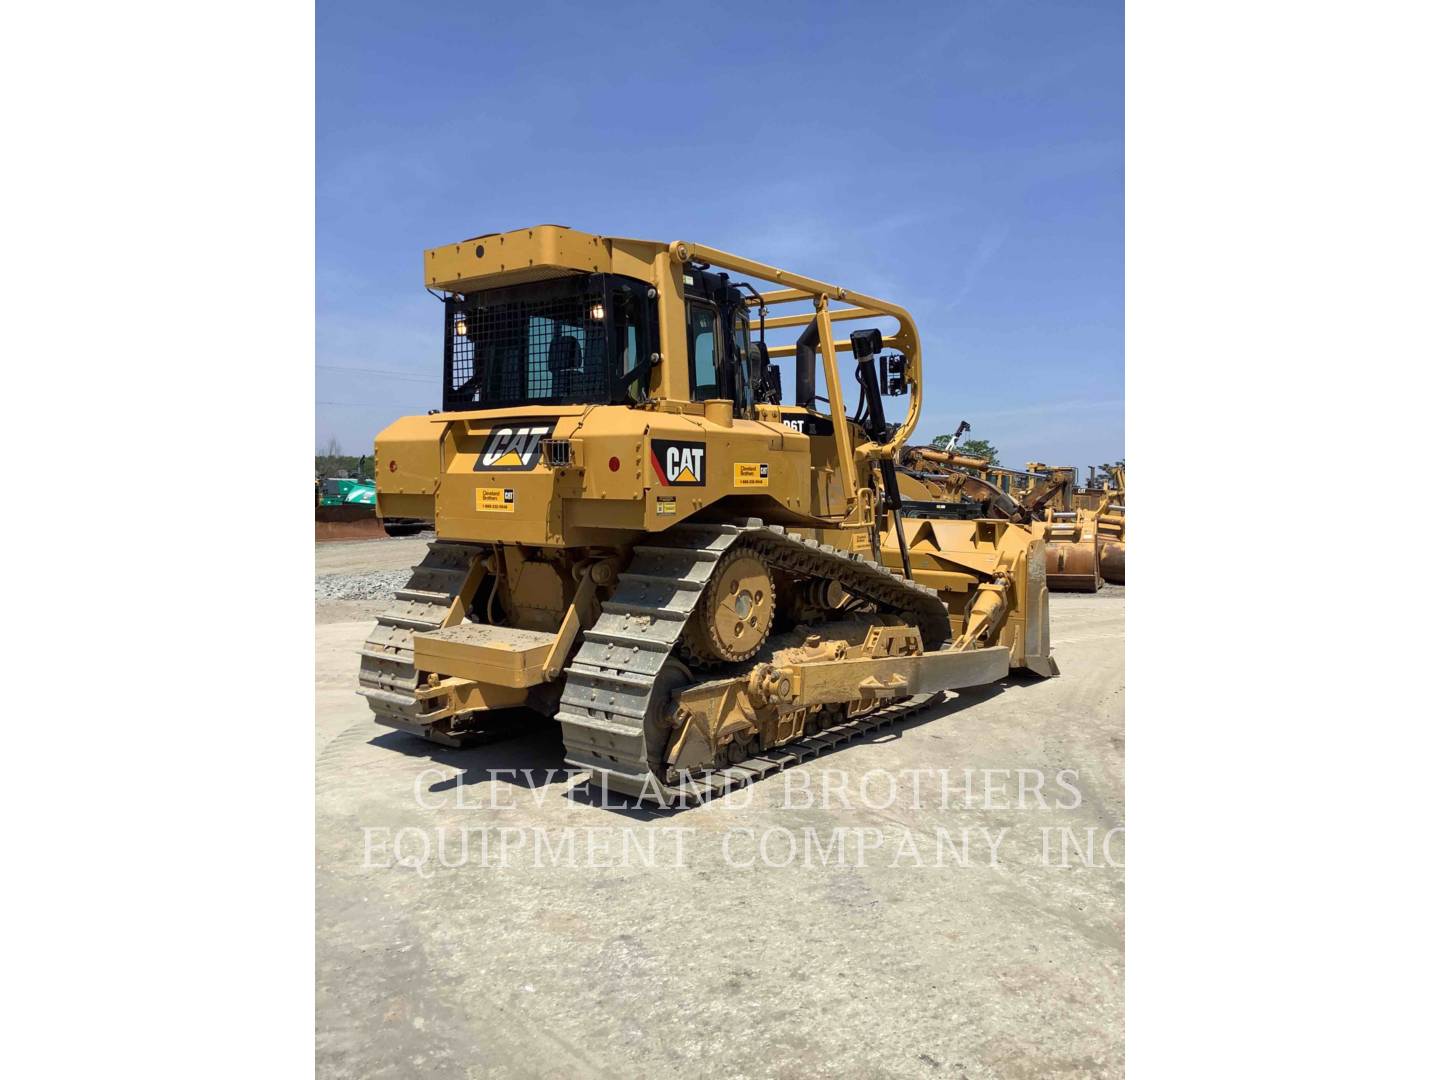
362,225,1057,802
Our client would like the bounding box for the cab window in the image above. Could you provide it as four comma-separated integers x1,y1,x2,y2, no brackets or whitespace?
731,312,753,413
687,302,718,399
613,287,644,401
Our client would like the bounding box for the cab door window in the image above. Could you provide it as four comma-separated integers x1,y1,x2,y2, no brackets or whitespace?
612,286,646,402
687,302,719,399
730,311,754,415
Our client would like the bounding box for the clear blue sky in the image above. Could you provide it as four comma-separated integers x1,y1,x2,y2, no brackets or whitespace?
318,0,1123,471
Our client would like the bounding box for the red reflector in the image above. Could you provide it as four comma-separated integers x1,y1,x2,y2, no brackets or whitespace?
388,460,397,473
608,456,621,472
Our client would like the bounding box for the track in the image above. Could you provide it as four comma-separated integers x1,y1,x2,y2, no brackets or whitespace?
356,541,485,744
556,521,952,802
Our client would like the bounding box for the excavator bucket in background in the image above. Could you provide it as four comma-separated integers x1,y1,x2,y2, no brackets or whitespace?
1042,511,1103,592
1019,463,1101,592
1098,532,1125,584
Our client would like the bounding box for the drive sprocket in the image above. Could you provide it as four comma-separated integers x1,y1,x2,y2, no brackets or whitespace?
679,545,775,666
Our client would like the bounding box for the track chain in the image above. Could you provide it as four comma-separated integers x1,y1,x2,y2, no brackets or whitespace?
357,541,485,745
557,520,951,801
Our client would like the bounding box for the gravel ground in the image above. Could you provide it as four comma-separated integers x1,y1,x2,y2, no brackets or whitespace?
316,534,1124,1078
1056,585,1124,601
315,568,412,602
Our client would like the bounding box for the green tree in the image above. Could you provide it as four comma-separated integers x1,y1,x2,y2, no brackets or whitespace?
315,437,375,481
927,434,1000,465
956,439,999,465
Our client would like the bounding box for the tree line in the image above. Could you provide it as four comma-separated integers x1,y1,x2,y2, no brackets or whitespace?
316,437,374,481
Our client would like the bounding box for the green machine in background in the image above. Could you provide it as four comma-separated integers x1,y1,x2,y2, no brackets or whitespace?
318,477,377,508
315,476,424,538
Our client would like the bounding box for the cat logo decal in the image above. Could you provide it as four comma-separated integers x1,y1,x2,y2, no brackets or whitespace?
475,421,554,472
650,439,706,486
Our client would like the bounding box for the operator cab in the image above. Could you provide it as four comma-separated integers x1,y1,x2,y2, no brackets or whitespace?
440,266,767,418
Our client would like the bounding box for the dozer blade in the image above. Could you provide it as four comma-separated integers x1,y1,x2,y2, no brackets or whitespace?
316,504,386,541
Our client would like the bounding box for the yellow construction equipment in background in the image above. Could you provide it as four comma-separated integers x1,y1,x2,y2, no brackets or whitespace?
1026,461,1125,590
361,225,1057,802
1088,463,1125,585
890,449,1126,592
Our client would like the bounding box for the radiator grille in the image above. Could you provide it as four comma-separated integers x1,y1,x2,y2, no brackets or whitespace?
541,438,573,468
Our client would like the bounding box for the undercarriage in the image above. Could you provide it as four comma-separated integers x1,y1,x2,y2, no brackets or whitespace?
359,522,1024,802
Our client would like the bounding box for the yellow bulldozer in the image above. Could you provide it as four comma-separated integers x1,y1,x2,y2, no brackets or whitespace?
362,225,1057,801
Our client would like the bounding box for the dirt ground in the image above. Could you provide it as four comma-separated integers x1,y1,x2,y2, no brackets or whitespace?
316,536,1125,1079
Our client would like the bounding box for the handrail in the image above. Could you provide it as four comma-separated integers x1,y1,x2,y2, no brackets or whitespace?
762,307,883,330
766,335,904,358
668,240,923,466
